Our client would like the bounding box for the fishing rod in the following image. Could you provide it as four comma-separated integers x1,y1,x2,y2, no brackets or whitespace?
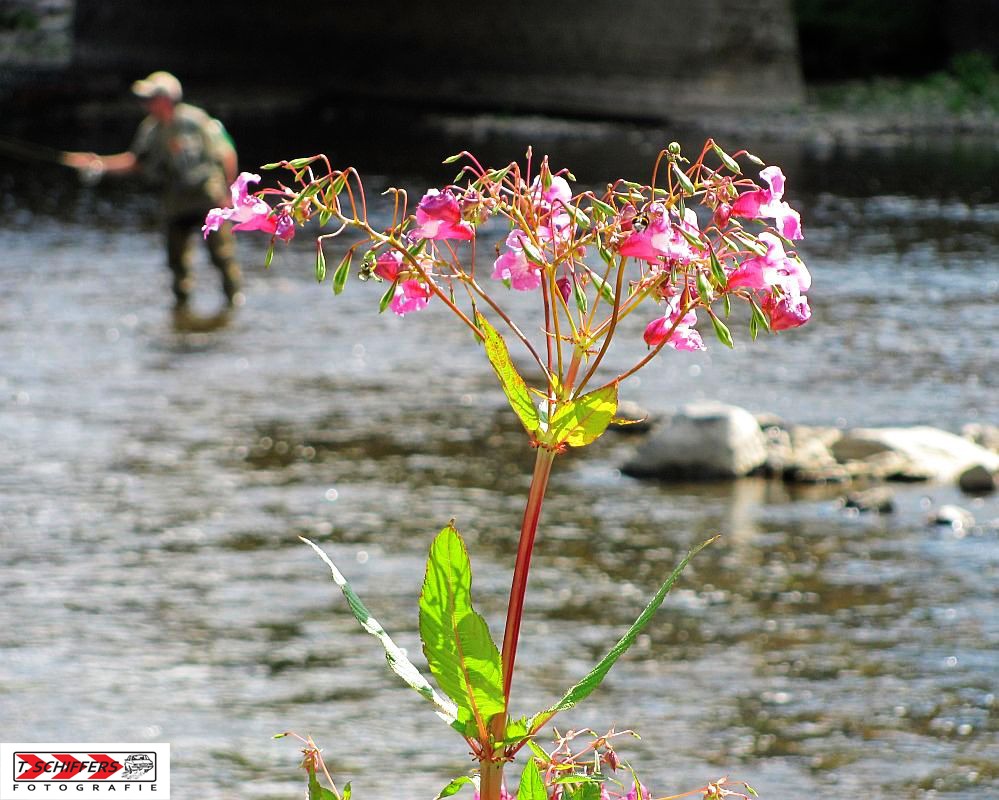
0,134,104,184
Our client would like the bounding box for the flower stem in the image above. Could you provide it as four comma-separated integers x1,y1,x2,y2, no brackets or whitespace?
500,447,557,702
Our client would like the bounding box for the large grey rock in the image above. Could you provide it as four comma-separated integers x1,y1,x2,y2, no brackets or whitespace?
622,402,767,479
830,426,999,483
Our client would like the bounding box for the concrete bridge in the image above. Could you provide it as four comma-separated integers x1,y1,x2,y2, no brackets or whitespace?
4,0,805,120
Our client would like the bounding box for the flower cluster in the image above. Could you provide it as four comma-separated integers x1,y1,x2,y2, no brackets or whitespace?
207,144,810,362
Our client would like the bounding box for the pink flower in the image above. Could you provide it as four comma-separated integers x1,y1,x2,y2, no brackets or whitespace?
729,165,803,240
202,172,294,241
412,189,475,241
619,204,700,264
727,232,810,295
492,231,542,291
763,290,811,330
530,174,572,210
389,279,432,316
374,251,403,282
643,302,704,351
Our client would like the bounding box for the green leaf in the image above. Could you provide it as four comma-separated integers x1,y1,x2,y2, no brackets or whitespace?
442,152,464,164
749,298,770,334
526,538,716,732
746,783,759,798
526,740,548,761
589,197,616,216
342,783,351,800
316,244,327,283
585,268,615,304
566,783,601,800
300,537,460,727
264,241,275,268
548,384,618,448
711,143,742,174
419,524,505,728
572,278,588,315
746,152,765,166
290,156,316,168
319,209,332,227
333,250,352,295
723,293,731,318
520,238,546,266
708,246,727,287
710,313,735,348
260,161,282,170
565,205,590,228
487,165,512,184
307,763,338,800
436,776,474,799
332,174,347,196
517,760,546,800
678,226,705,249
476,312,541,435
695,270,713,303
672,163,695,195
378,280,398,313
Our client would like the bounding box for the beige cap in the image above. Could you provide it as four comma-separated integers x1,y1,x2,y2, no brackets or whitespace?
131,71,182,102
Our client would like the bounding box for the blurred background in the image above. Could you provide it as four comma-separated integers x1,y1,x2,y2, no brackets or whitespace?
1,2,998,799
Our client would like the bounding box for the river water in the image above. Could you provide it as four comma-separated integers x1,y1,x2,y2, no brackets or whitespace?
1,112,998,799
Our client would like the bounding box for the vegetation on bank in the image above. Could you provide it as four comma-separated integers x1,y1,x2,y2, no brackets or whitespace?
812,52,999,116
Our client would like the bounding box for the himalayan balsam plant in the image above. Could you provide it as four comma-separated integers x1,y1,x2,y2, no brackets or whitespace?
204,140,810,800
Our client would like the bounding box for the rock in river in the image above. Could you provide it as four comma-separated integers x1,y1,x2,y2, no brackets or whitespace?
830,426,999,483
621,401,767,479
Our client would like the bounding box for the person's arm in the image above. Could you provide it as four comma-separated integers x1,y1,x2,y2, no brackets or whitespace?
62,150,138,174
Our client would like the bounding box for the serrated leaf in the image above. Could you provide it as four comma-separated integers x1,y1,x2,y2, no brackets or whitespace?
710,313,734,348
476,313,541,435
300,537,460,727
436,775,474,799
517,760,546,800
553,776,605,786
316,244,327,283
333,250,352,295
419,524,505,729
527,740,548,761
308,765,338,800
548,384,618,448
567,783,601,800
526,538,716,732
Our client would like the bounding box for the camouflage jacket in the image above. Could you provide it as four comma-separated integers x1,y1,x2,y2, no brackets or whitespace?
131,103,234,218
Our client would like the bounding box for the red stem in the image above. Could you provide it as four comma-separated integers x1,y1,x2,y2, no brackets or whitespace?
500,447,557,701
